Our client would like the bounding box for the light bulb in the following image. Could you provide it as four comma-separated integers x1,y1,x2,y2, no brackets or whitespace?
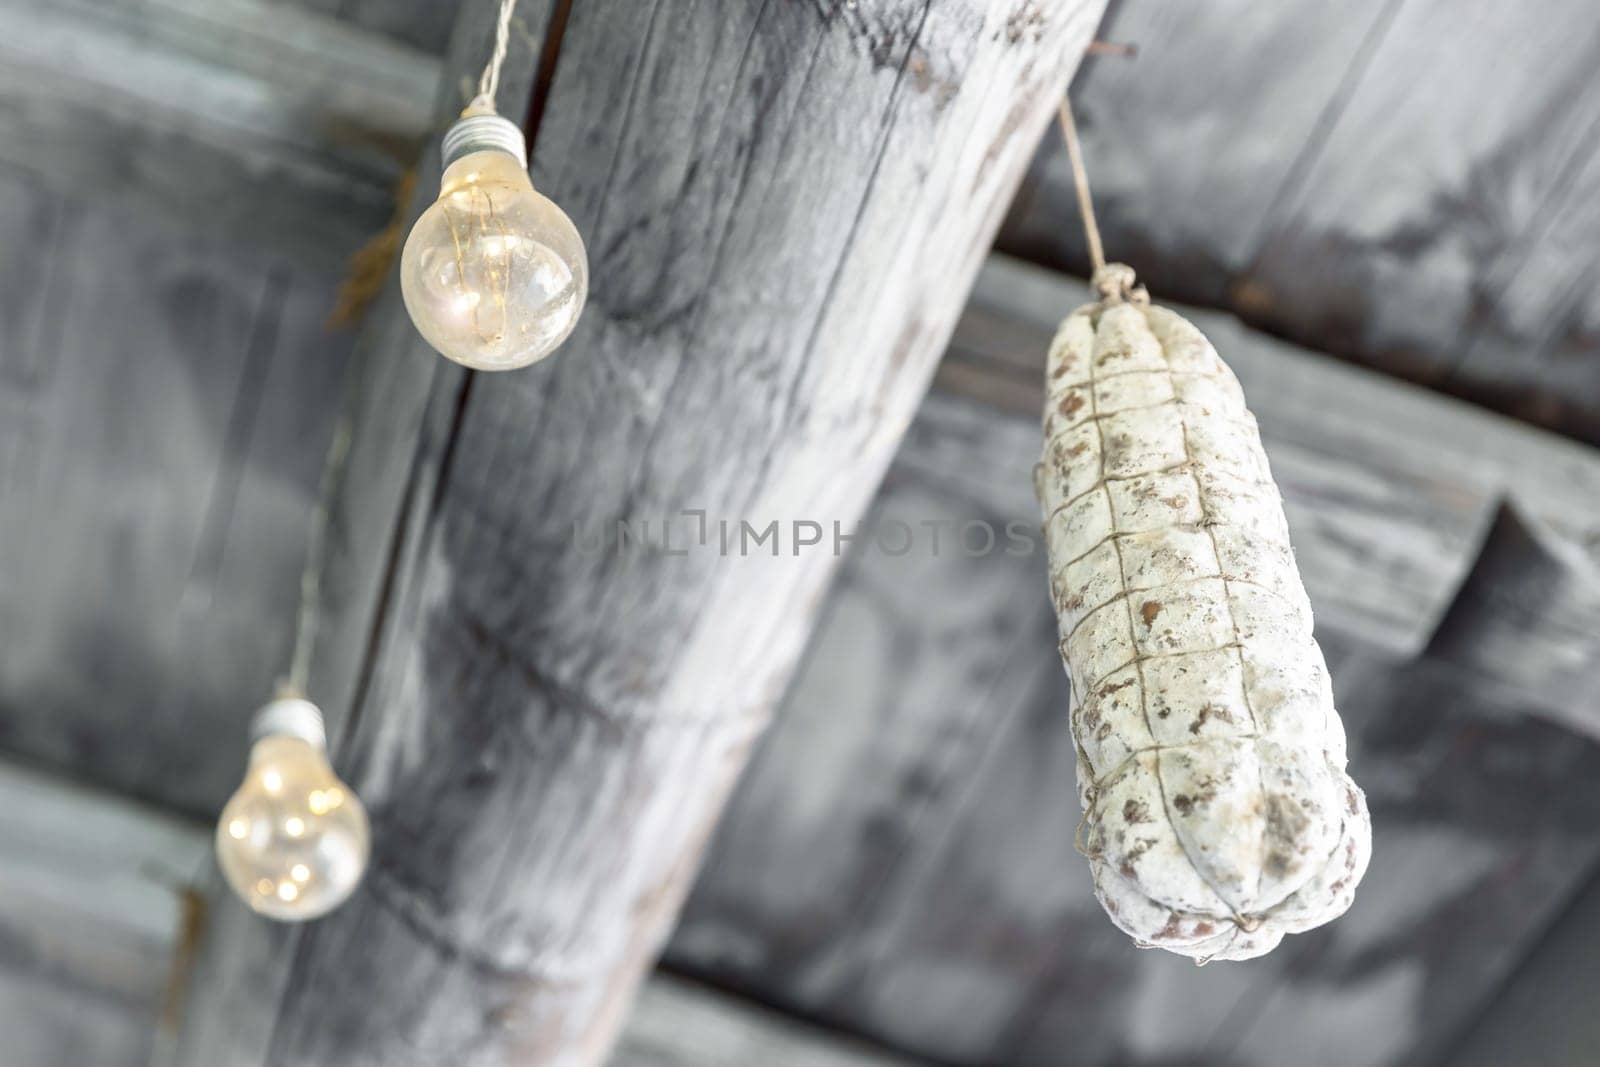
401,108,587,371
216,697,370,922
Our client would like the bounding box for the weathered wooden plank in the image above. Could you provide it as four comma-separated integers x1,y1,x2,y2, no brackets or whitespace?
0,0,421,808
1444,137,1600,439
338,0,466,54
1234,0,1600,437
1423,502,1600,731
159,272,359,803
0,760,208,1067
997,0,1400,307
1000,0,1600,444
0,167,68,390
1446,859,1600,1067
269,0,465,54
1235,0,1600,441
0,181,275,808
0,0,439,269
0,168,60,642
0,971,165,1067
176,3,1108,1064
0,154,357,814
616,977,919,1067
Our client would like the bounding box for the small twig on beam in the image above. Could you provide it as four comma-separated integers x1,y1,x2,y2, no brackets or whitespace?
1086,40,1137,57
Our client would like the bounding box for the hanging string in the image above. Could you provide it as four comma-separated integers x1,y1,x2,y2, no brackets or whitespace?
1057,95,1144,305
473,0,519,111
1056,97,1106,276
283,417,351,698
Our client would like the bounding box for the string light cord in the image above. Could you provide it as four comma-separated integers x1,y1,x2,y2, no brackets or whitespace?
471,0,519,112
283,416,351,699
1057,95,1145,305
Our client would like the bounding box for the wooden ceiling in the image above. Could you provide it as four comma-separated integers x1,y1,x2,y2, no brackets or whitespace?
6,1,1600,1064
1001,0,1600,444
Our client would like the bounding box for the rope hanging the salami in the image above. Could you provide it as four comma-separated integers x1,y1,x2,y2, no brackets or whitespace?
1056,98,1106,277
1055,97,1143,305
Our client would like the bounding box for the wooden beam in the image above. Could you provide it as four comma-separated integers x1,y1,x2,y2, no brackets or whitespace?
0,0,439,270
0,180,358,814
0,760,208,1067
1000,0,1600,444
285,0,465,54
1446,857,1600,1067
1423,502,1600,732
617,977,917,1067
175,2,1107,1065
998,0,1400,308
1239,0,1600,440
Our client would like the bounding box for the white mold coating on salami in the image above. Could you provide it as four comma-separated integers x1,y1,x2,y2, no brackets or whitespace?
1032,266,1371,962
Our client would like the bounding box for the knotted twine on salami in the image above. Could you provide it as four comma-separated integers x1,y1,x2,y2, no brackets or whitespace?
1033,264,1371,962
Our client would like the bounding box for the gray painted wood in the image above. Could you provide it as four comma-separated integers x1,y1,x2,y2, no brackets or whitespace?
999,0,1401,308
1447,857,1600,1067
1446,135,1600,437
176,2,1106,1065
0,759,209,1067
0,0,439,270
0,166,357,814
615,978,919,1067
338,0,463,53
999,0,1600,444
665,423,1055,1062
6,0,1600,1058
1240,0,1600,411
1424,502,1600,730
271,0,465,53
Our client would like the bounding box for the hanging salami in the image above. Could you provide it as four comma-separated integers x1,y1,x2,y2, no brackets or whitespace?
1034,263,1371,961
